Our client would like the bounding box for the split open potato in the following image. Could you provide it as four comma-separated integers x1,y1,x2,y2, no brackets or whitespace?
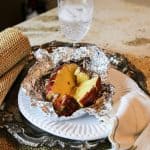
45,63,101,116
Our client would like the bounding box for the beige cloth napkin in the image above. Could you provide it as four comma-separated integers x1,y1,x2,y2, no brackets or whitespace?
0,28,31,105
109,90,150,150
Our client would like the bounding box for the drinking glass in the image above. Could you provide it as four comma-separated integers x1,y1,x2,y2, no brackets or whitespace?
57,0,94,43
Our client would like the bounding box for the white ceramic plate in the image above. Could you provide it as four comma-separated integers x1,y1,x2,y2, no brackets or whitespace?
18,68,140,141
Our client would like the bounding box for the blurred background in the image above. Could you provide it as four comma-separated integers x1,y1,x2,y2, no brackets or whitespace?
0,0,57,31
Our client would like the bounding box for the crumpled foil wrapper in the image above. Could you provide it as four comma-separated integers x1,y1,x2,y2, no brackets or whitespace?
35,46,109,81
26,46,113,121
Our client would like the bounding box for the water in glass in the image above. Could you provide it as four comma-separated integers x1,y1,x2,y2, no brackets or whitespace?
58,0,93,42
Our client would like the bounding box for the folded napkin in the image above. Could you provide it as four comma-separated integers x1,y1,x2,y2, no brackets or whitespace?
109,90,150,150
0,28,31,105
0,28,31,76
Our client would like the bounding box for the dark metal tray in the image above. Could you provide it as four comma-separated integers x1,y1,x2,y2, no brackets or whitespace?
0,41,149,150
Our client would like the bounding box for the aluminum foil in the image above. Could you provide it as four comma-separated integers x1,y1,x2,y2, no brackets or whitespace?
31,46,113,120
34,46,109,81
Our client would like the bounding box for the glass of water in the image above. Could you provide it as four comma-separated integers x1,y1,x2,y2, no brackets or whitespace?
57,0,93,42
